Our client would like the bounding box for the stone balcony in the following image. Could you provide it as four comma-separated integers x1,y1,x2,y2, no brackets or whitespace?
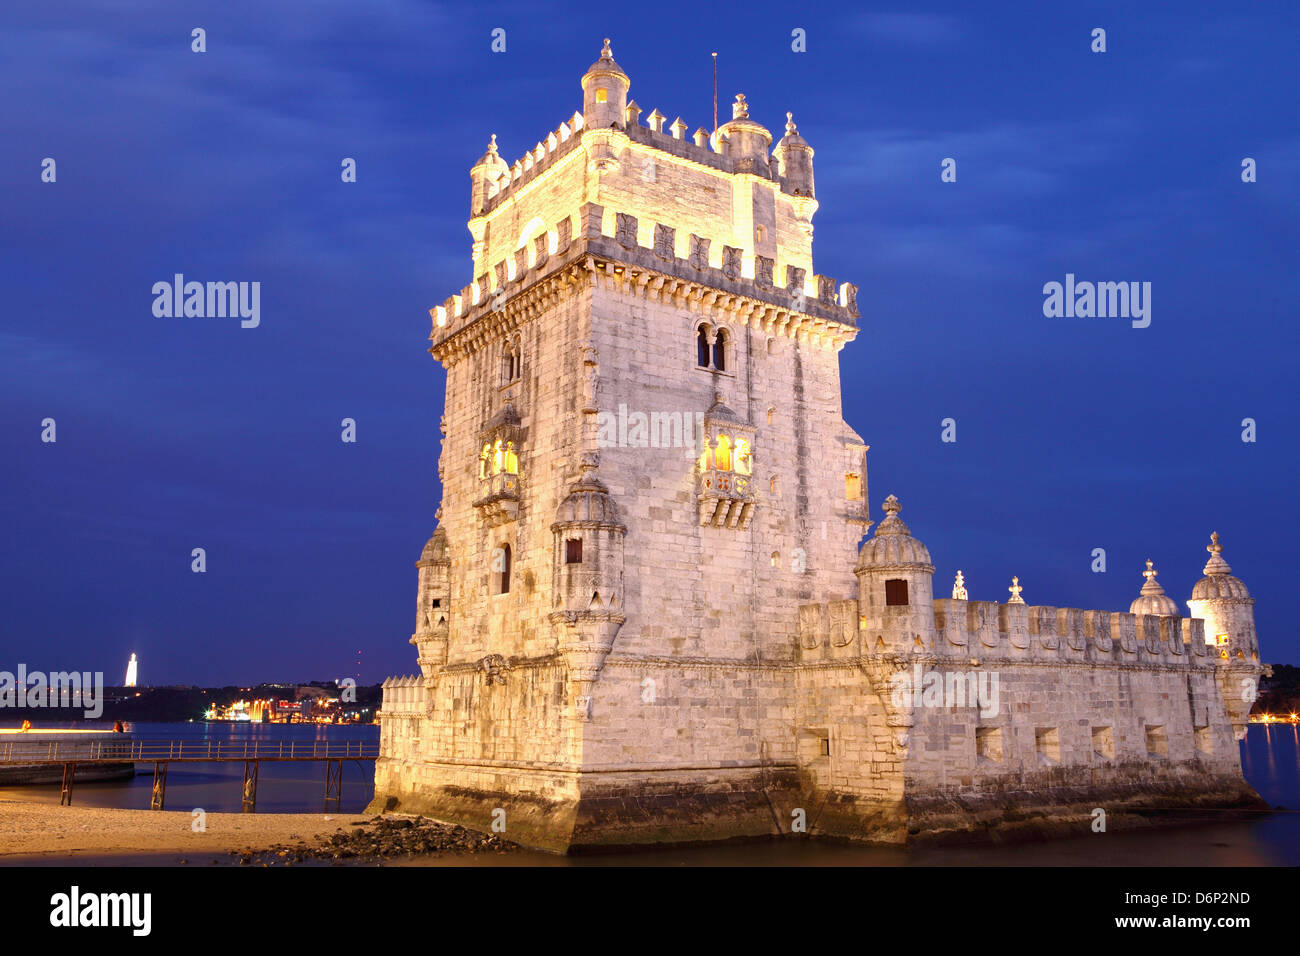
698,468,754,529
474,471,520,526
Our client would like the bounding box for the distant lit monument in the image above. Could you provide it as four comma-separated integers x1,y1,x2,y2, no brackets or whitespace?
124,653,138,688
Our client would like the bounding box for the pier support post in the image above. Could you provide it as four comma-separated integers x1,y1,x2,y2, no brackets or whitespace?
150,761,168,810
59,762,75,806
324,759,342,810
241,760,259,813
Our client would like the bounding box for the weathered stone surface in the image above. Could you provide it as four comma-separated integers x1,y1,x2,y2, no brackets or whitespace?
373,43,1268,853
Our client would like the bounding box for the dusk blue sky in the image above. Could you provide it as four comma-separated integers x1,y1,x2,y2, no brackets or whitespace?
2,2,1297,686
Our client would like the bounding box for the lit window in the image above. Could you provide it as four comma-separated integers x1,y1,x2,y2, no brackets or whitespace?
714,435,733,471
756,226,766,243
771,551,780,568
595,88,607,103
734,438,752,475
845,473,862,501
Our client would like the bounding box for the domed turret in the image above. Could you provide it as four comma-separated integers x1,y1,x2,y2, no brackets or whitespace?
715,94,772,172
470,135,509,216
772,111,815,197
1130,559,1180,616
581,38,629,130
855,495,936,655
1186,532,1261,739
1187,532,1257,660
1190,532,1252,601
411,522,452,677
856,495,933,570
550,456,627,721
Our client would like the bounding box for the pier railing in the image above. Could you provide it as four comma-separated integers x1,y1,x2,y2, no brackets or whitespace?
0,737,379,765
0,737,379,811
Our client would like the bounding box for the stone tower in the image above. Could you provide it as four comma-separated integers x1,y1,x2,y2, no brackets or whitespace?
371,40,864,849
372,42,1267,850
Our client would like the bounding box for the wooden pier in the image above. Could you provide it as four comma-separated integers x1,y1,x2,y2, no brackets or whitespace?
0,738,378,812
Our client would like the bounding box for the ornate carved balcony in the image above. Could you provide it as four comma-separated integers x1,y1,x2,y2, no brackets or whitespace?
474,471,520,526
698,468,754,528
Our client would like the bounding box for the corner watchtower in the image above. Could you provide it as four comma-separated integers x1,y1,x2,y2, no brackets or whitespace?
581,38,629,130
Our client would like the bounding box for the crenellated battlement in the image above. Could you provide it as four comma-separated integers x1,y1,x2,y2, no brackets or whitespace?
928,599,1210,665
478,112,586,216
476,97,815,221
797,595,1214,668
378,674,426,716
430,200,858,362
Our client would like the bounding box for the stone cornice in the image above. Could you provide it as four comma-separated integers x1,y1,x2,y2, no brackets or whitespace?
430,237,859,367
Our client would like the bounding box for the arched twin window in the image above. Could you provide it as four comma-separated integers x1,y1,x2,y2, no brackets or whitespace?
695,323,730,372
502,337,521,384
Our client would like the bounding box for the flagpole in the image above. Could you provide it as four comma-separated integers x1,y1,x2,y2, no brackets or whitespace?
712,52,718,132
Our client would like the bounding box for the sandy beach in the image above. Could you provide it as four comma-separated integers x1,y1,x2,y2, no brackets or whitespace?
0,800,361,861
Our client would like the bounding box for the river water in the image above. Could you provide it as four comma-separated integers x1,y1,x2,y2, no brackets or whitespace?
3,720,1298,865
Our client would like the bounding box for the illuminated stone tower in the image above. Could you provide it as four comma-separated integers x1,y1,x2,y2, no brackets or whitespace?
372,42,1266,850
372,40,864,849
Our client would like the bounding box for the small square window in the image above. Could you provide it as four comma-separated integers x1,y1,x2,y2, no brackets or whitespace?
976,726,1003,763
1146,724,1168,758
885,579,909,606
1194,725,1213,756
595,88,607,103
1036,727,1060,764
1092,725,1114,760
565,538,583,565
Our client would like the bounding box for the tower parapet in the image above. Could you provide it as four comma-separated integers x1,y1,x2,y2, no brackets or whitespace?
457,39,829,306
